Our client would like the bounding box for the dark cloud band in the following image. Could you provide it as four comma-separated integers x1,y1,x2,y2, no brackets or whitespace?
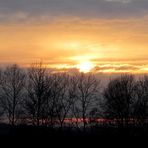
0,0,148,23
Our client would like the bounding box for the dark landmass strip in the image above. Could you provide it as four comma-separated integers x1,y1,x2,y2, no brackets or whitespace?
0,123,148,137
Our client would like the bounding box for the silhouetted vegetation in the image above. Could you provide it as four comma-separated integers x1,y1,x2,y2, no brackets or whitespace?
0,65,26,125
0,63,148,136
103,75,135,127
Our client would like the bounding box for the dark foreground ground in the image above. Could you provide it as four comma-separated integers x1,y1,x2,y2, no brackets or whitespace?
0,123,148,137
0,124,147,146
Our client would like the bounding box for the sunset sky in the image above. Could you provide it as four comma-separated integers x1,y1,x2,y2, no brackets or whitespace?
0,0,148,73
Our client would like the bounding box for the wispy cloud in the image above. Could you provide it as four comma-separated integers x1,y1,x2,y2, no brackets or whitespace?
106,0,132,3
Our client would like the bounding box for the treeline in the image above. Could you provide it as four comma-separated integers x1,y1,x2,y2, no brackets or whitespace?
0,63,148,130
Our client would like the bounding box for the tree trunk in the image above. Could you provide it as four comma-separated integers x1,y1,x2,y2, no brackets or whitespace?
12,95,16,126
83,115,86,132
37,99,40,126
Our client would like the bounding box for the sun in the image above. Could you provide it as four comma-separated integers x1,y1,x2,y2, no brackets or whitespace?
77,61,94,73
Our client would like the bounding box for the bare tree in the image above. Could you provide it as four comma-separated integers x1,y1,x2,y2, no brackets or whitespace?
68,75,81,129
133,76,148,125
70,73,100,131
103,74,136,127
0,69,4,118
25,62,47,126
43,73,72,128
42,74,57,127
0,68,2,89
53,73,73,128
0,69,2,83
0,64,26,125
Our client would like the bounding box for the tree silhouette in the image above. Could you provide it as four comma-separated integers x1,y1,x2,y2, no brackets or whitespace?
25,62,47,126
0,69,4,118
52,73,73,128
0,64,26,125
70,73,100,131
133,76,148,125
103,74,135,127
0,69,2,83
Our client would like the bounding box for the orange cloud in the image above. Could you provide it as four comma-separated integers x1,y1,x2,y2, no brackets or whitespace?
0,16,148,73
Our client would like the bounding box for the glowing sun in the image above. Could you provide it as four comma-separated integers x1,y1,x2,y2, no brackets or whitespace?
77,61,94,73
